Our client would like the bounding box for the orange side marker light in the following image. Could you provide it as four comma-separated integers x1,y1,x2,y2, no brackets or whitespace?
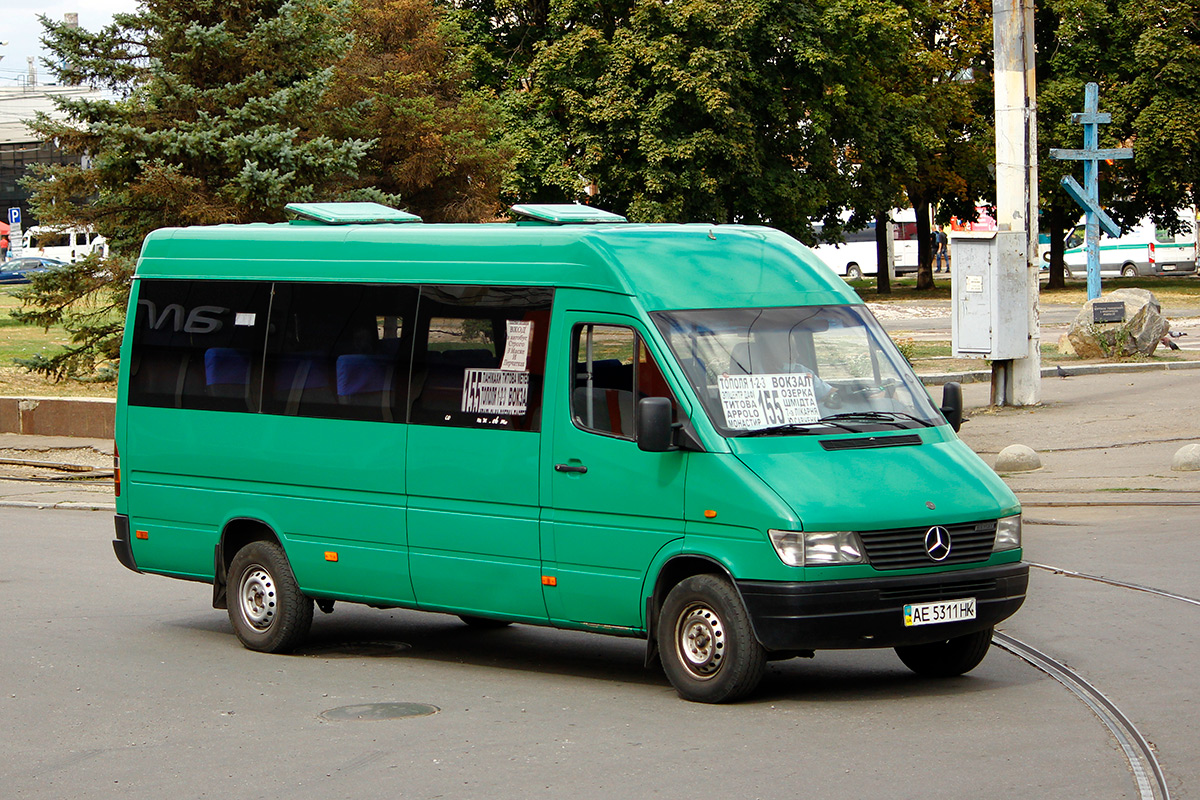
135,530,149,540
704,509,718,519
541,575,557,587
324,551,339,562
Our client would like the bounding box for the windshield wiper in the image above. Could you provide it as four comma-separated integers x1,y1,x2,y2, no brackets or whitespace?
819,411,935,428
739,420,858,436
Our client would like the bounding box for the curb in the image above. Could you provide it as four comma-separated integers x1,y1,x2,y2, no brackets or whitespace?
918,358,1200,386
0,499,114,511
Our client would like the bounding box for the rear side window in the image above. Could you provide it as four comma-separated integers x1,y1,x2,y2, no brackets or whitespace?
128,279,271,412
409,285,553,431
263,283,418,421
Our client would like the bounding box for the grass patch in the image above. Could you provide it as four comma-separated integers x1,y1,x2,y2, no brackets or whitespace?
0,290,117,398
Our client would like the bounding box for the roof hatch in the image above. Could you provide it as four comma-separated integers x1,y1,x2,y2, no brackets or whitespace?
284,202,423,225
510,204,628,224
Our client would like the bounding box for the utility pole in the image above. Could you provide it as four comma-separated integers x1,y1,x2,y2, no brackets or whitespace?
991,0,1040,405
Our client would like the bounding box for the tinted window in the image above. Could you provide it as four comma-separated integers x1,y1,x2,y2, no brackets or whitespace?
128,279,271,412
409,285,553,431
262,283,419,422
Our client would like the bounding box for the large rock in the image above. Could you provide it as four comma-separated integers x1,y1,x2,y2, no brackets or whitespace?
1066,289,1170,358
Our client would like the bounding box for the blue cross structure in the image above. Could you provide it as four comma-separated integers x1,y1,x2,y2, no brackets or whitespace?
1049,82,1132,300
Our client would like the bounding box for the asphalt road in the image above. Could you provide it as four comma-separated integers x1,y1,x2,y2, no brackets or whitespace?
4,507,1197,799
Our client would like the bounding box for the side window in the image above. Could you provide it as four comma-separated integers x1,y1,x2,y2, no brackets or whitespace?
409,285,553,431
571,324,678,439
128,279,271,412
262,283,418,422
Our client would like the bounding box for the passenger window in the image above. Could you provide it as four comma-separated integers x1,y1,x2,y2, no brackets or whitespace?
571,324,678,439
262,283,418,422
409,285,553,431
128,279,271,412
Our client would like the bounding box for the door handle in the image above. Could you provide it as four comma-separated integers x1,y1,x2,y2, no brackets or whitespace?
554,463,588,474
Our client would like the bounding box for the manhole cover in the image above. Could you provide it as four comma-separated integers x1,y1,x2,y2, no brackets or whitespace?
296,641,411,658
321,702,439,721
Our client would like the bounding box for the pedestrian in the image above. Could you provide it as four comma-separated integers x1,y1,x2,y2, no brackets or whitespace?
0,235,8,262
933,228,949,273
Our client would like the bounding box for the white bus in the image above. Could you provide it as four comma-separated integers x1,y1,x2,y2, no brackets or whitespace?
810,210,921,280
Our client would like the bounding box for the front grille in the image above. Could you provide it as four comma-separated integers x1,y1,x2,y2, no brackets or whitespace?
859,519,997,570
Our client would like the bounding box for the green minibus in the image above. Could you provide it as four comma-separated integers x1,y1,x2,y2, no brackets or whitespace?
113,202,1027,703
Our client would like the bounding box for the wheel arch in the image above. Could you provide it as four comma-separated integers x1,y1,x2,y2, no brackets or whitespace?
643,554,738,667
212,517,283,610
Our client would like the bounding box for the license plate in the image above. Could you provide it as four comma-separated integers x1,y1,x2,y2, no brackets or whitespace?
1164,265,1176,271
904,597,977,627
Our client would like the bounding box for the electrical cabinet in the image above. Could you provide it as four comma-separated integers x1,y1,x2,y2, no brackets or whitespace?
950,231,1031,359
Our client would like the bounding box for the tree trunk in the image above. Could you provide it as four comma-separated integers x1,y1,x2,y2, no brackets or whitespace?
1046,201,1068,289
874,212,891,294
913,197,934,290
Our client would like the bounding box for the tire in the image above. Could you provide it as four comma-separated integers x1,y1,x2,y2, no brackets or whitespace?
1121,264,1138,278
228,540,313,653
846,264,863,281
458,615,512,629
895,626,994,678
657,575,766,703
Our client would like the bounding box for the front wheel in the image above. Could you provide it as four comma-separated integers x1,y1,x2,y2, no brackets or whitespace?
846,264,863,281
228,540,313,653
895,626,994,677
658,575,766,703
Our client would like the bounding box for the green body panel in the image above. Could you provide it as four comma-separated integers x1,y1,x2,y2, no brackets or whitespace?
406,425,546,621
727,428,1020,531
116,216,1023,642
542,309,686,629
679,452,802,583
134,221,860,312
123,405,414,604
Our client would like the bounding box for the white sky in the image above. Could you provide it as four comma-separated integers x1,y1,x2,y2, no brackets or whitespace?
0,0,141,86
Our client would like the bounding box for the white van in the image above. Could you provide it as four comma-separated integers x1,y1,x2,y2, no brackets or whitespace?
811,209,921,279
25,227,108,263
1054,210,1197,277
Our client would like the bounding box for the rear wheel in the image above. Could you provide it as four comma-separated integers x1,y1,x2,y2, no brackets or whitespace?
658,575,766,703
228,540,313,653
1121,264,1138,277
895,626,994,677
846,264,863,281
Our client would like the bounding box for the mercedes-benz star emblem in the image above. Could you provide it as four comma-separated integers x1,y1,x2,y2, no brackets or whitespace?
924,526,952,561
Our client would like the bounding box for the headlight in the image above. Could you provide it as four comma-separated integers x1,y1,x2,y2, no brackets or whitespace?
769,529,865,567
994,514,1022,551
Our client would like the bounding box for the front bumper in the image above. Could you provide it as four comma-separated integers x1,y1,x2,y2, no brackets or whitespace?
738,562,1028,651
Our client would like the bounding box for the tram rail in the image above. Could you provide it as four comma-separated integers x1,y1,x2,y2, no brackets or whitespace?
991,560,1200,800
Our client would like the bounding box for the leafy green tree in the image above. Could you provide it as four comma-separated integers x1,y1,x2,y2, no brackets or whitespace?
1037,0,1200,287
19,0,370,378
324,0,512,222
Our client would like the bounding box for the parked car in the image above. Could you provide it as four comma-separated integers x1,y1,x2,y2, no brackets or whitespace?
0,256,67,284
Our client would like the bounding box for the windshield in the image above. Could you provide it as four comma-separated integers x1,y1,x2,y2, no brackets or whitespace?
652,306,944,435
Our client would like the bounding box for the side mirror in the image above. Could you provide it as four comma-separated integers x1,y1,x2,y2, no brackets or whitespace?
636,397,674,452
940,381,963,432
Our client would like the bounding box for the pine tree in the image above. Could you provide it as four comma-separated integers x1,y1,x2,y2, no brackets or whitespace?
18,0,371,378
